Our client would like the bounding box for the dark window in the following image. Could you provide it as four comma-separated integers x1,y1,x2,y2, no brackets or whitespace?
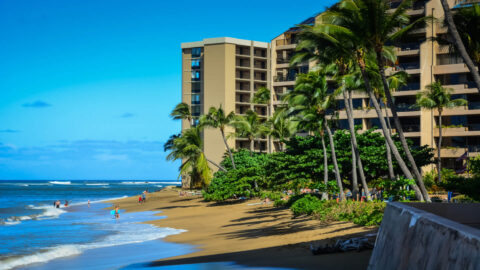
191,105,201,116
191,48,201,57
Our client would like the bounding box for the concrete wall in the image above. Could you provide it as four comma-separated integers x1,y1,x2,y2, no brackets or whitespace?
368,202,480,270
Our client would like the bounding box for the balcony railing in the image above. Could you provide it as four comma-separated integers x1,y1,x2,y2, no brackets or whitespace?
276,39,295,46
399,82,420,91
277,57,291,64
274,75,297,82
468,124,480,131
396,103,419,112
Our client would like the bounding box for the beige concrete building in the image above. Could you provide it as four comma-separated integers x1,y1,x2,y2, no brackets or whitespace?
181,38,271,167
181,0,479,173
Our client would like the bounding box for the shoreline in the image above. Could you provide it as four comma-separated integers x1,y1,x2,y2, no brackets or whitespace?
111,187,377,270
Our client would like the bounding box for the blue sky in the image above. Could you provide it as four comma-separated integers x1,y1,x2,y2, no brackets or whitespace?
0,0,334,180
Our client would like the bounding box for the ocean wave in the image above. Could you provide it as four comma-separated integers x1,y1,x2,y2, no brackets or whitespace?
0,224,186,270
49,181,71,185
149,181,182,185
85,183,109,186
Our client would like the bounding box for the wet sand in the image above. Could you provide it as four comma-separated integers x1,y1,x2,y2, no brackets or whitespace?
111,188,376,270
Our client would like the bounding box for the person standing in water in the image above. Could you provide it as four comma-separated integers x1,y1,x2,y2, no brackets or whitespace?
114,206,119,219
88,200,90,207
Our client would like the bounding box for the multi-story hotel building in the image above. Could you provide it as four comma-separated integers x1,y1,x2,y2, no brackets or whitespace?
181,38,271,167
181,0,479,173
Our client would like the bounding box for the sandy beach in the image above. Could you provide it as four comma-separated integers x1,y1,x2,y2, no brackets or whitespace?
110,187,376,270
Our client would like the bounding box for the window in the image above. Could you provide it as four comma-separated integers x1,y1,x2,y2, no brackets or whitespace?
191,71,201,81
191,94,200,105
191,47,201,57
191,105,201,116
191,82,201,93
191,59,201,69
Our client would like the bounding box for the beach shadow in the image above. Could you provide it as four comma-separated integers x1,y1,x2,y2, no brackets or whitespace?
206,199,250,207
155,205,197,210
147,238,373,270
170,197,200,203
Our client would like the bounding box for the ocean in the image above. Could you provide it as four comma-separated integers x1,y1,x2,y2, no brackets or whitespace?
0,180,193,269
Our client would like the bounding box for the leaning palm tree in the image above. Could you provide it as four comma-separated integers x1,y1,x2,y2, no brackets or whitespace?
415,82,467,183
170,102,193,124
266,108,298,151
314,0,426,201
199,106,236,169
439,1,480,90
164,127,226,188
285,71,346,201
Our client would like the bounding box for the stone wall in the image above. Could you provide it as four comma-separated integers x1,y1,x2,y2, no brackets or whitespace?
368,202,480,270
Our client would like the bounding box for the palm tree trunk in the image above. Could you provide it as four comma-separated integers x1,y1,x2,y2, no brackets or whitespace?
357,58,424,201
440,0,480,91
325,122,346,201
375,52,430,202
345,91,372,201
438,110,443,183
321,134,329,200
206,158,227,172
343,92,358,198
221,129,236,170
384,102,396,180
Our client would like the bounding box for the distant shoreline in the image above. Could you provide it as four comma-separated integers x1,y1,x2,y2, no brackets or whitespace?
111,187,376,269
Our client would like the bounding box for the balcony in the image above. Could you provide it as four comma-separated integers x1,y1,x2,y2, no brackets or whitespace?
276,39,297,50
433,63,471,75
397,43,421,56
398,62,420,70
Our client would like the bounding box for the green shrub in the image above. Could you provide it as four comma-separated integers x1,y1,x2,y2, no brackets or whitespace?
451,194,477,203
260,191,284,202
290,194,324,216
377,177,416,201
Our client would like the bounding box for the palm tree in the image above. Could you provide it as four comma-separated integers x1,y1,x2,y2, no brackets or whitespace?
266,108,297,152
285,71,346,201
252,87,273,152
328,0,431,201
170,102,193,124
164,127,226,188
339,71,372,201
439,1,480,91
199,106,236,169
232,110,263,154
415,82,467,183
314,0,426,201
293,16,423,200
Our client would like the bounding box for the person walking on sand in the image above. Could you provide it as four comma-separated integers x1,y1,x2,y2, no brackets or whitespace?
142,192,146,203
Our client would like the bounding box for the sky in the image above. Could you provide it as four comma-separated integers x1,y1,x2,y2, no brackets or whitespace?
0,0,335,180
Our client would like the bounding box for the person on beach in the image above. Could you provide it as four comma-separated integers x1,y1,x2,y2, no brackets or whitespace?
142,192,146,202
138,195,143,204
114,206,119,219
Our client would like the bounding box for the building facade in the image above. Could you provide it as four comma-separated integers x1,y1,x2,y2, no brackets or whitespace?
181,0,479,173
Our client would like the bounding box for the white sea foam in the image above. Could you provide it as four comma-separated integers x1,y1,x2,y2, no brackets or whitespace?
149,181,182,185
49,181,71,185
120,181,181,185
0,223,186,270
